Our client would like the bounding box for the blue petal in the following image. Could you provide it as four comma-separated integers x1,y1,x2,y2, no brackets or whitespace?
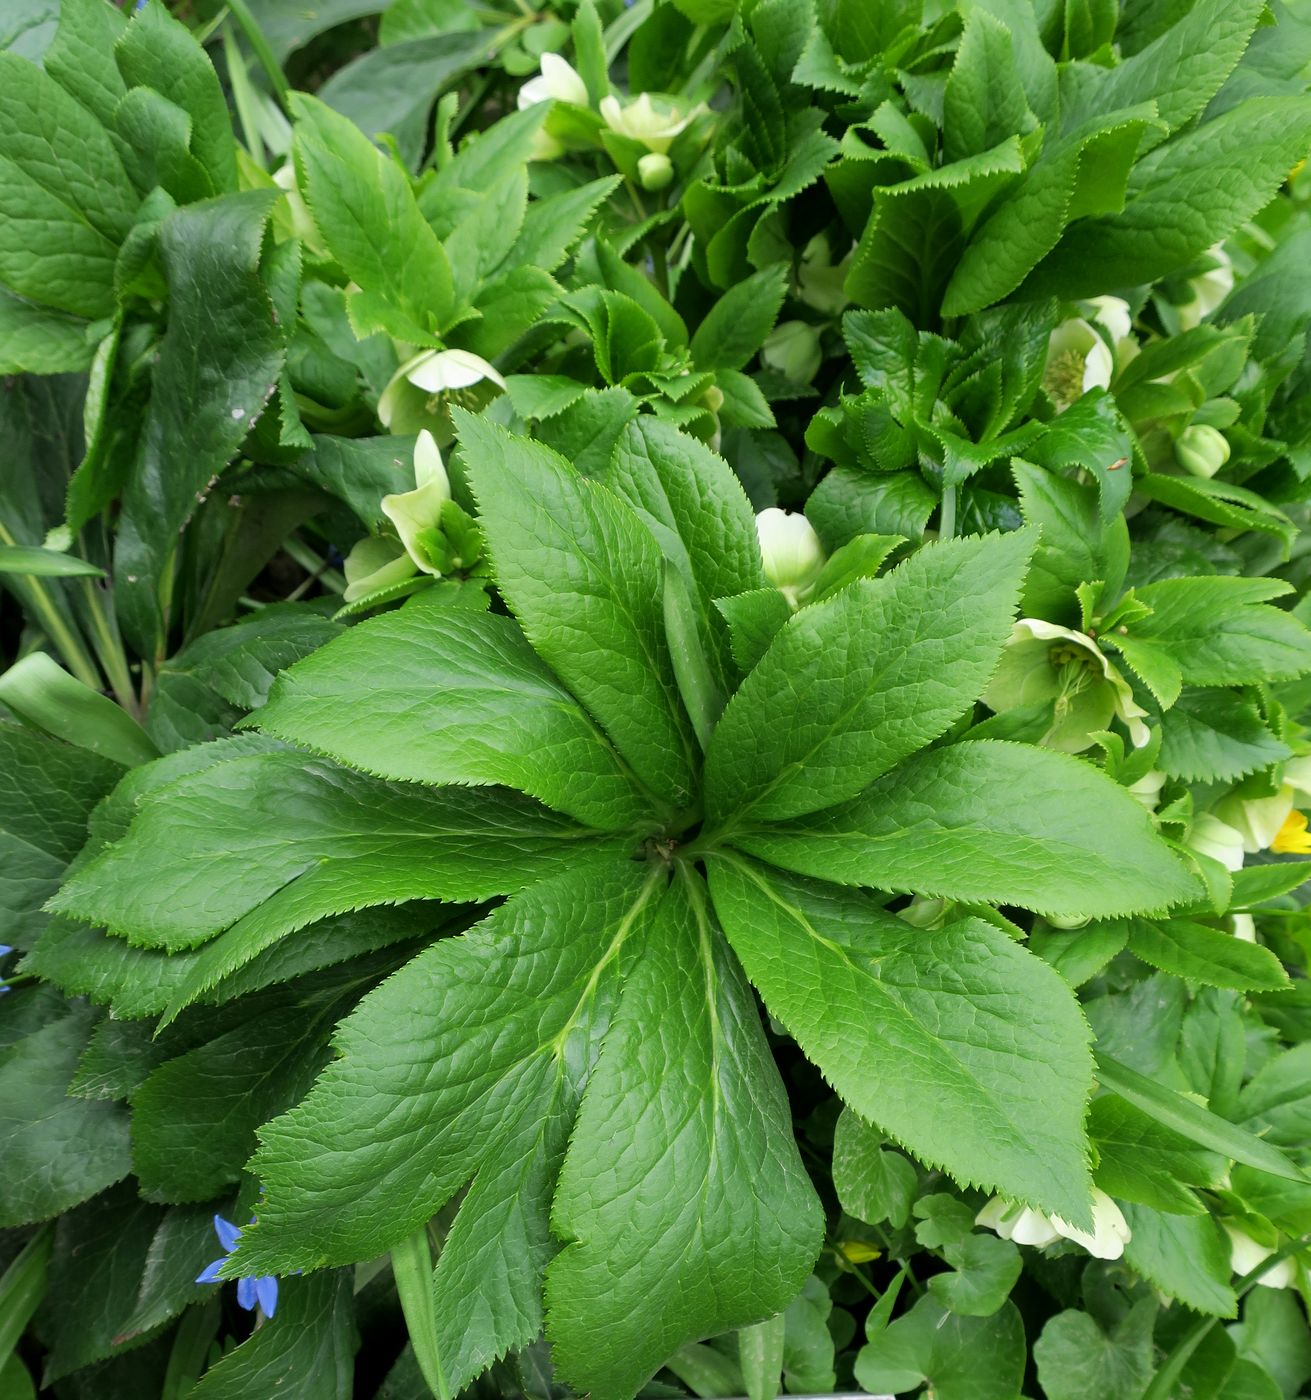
236,1276,257,1311
0,945,12,957
213,1215,242,1253
255,1276,278,1317
195,1258,226,1285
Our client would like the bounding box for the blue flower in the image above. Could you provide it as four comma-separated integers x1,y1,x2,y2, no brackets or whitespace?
0,945,12,996
196,1215,278,1317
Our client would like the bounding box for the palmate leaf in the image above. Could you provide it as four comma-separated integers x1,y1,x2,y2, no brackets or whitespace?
232,859,820,1395
50,748,599,951
707,857,1096,1225
735,740,1197,920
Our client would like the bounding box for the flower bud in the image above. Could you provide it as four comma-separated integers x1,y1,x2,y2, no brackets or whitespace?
755,508,824,605
517,53,588,110
1175,424,1230,479
761,320,823,384
380,430,452,576
1225,1225,1297,1288
637,152,674,190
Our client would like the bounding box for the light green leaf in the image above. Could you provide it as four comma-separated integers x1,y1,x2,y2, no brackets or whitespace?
456,409,698,809
1022,97,1311,301
705,532,1034,825
255,605,651,831
1125,917,1289,992
0,288,93,374
50,748,600,951
708,857,1096,1224
42,0,127,128
1121,1203,1236,1316
735,740,1197,920
545,868,822,1397
0,544,102,578
292,93,456,339
1090,1094,1225,1215
1238,1043,1311,1149
1158,690,1291,784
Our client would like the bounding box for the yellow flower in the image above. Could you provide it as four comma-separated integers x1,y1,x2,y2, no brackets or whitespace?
1272,808,1311,854
837,1240,881,1264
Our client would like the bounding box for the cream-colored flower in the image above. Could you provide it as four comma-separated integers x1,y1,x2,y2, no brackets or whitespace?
1044,318,1114,410
756,508,824,606
1176,246,1234,331
1084,296,1133,344
1215,788,1296,854
1185,813,1246,872
1128,770,1166,811
377,348,507,437
977,1190,1131,1260
599,93,698,153
1231,914,1257,943
1051,1190,1133,1260
380,430,451,576
981,620,1150,752
761,321,823,384
517,53,588,110
1225,1225,1297,1289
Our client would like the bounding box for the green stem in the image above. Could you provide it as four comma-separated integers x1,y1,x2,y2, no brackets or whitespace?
79,578,138,715
939,484,957,540
0,523,101,690
224,0,291,114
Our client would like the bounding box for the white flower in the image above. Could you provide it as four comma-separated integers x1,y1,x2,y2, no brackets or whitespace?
380,430,451,576
1044,318,1114,410
977,1190,1131,1260
981,619,1150,752
1225,1225,1297,1289
517,53,588,110
1176,246,1234,331
1084,296,1133,344
755,508,824,605
1128,770,1166,811
377,349,507,434
1186,813,1247,872
1215,788,1296,854
599,93,697,153
1231,914,1257,943
1175,425,1231,479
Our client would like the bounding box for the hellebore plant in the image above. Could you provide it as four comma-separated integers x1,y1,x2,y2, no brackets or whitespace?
55,412,1197,1397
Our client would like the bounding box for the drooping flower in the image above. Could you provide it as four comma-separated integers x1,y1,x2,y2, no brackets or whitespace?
755,508,825,606
380,430,451,577
599,93,698,153
981,620,1150,753
1185,813,1247,872
761,321,824,384
1225,1224,1298,1289
517,53,588,110
196,1215,278,1317
1176,246,1234,331
377,349,506,439
976,1189,1132,1260
1043,318,1114,410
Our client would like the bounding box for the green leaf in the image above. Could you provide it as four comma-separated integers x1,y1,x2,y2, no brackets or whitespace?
854,1296,1025,1400
1238,1043,1311,1149
1090,1093,1225,1215
690,264,789,370
1124,916,1290,992
0,720,121,949
233,862,654,1317
1159,690,1291,784
708,857,1096,1224
0,288,93,374
545,868,822,1397
0,653,159,768
943,105,1165,316
927,1234,1022,1318
942,10,1032,163
0,51,136,316
0,1227,51,1371
1121,1203,1237,1316
42,0,127,128
1033,1301,1156,1400
1022,97,1311,301
715,589,793,674
740,1314,785,1400
832,1109,917,1229
507,176,623,276
292,93,456,339
51,748,598,951
0,1001,130,1225
1093,1053,1309,1184
1231,861,1311,907
705,532,1034,825
735,740,1197,920
115,1,238,193
114,191,284,657
0,544,102,577
456,409,698,809
255,605,651,831
1115,577,1311,689
1137,473,1297,549
186,1272,357,1400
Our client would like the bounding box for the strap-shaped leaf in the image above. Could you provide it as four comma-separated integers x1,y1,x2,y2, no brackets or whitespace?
734,740,1197,919
457,409,698,809
255,604,652,831
50,749,600,950
708,856,1096,1226
705,532,1034,826
545,867,821,1396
